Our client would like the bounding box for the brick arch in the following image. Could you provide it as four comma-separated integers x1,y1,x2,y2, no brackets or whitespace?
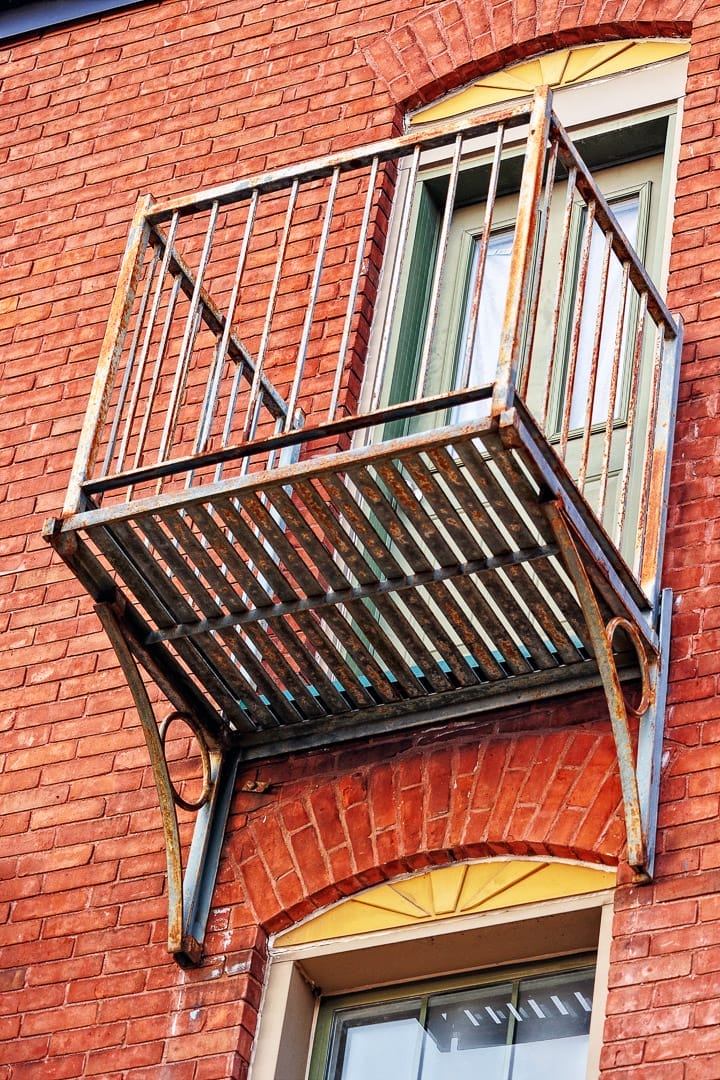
223,721,625,936
361,2,695,113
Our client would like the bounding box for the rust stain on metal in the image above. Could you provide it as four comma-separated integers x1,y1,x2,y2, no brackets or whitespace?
46,86,682,899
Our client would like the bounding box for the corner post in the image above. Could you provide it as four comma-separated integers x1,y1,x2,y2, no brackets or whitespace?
635,587,672,880
492,86,552,418
63,194,153,517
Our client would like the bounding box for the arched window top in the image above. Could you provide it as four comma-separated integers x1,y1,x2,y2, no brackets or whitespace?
412,40,690,125
275,859,616,947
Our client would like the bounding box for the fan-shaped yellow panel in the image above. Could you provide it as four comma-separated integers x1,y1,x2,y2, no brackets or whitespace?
275,860,616,946
412,41,689,124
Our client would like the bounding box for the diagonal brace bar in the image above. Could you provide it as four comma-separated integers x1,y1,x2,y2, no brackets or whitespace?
95,602,237,966
542,500,667,881
635,587,672,880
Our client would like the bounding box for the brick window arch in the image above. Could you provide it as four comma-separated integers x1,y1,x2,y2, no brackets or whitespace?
361,4,696,114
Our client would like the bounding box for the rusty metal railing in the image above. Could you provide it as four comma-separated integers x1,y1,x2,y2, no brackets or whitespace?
63,88,680,608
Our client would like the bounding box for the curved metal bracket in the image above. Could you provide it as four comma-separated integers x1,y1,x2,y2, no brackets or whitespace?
95,602,237,966
543,501,669,881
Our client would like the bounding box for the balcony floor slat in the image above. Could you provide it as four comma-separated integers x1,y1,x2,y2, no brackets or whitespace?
450,437,590,661
318,470,484,686
177,501,355,718
172,501,355,718
86,522,264,730
162,503,386,721
431,573,535,678
291,606,399,709
407,439,580,670
288,475,495,686
405,447,575,670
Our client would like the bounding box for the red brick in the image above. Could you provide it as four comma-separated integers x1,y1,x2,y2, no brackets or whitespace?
686,1057,720,1080
2,1,720,1076
20,1001,98,1038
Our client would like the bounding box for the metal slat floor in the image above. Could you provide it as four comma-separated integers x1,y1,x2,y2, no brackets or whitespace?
59,409,653,758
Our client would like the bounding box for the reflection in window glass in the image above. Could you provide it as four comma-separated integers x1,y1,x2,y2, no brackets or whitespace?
329,1001,423,1080
422,981,515,1079
511,969,595,1079
324,968,594,1080
451,228,515,424
446,195,641,434
568,196,640,430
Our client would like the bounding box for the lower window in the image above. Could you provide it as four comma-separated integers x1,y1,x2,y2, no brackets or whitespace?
248,860,616,1080
310,960,595,1080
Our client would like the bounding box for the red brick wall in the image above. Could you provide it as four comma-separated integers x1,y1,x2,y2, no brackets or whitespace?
1,0,719,1076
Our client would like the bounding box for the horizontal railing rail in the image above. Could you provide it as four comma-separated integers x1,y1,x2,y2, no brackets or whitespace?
63,87,680,607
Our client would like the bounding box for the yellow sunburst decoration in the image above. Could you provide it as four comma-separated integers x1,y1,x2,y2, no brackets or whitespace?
275,860,616,946
412,40,689,124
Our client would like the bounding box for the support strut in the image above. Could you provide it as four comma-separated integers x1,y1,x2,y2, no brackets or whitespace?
543,501,670,881
96,602,237,966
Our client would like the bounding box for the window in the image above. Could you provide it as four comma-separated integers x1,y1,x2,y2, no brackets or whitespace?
377,66,682,422
248,860,616,1080
362,44,687,564
442,136,664,434
310,961,596,1080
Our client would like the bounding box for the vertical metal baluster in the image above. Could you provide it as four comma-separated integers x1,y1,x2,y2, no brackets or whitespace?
633,321,664,576
240,402,275,477
129,272,183,497
158,200,220,466
328,155,379,423
284,168,341,429
212,198,268,483
577,230,613,492
102,244,161,479
242,180,300,439
559,199,596,460
540,165,577,427
262,416,288,474
413,134,463,399
214,360,247,484
194,191,259,457
596,261,630,521
518,134,559,398
368,145,422,412
457,125,506,396
614,290,649,547
119,214,181,475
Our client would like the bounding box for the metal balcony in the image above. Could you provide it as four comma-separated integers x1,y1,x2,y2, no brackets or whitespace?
45,89,681,962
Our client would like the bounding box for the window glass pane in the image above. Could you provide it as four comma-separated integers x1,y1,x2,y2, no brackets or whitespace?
511,968,595,1079
322,968,594,1080
568,195,640,429
328,1000,424,1080
451,228,515,424
421,981,514,1078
